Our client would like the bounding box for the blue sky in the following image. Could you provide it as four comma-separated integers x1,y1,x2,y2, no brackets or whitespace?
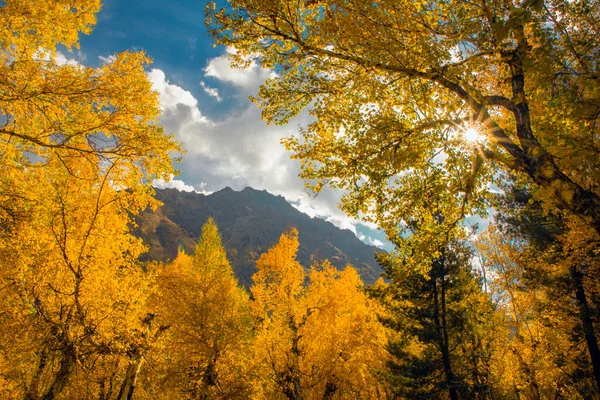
68,0,393,249
80,0,226,114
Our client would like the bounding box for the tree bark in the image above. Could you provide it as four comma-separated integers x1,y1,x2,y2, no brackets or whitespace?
522,154,600,236
25,350,48,400
41,345,76,400
117,355,144,400
117,314,165,400
198,350,219,400
280,315,304,400
322,380,338,400
432,256,459,400
571,266,600,393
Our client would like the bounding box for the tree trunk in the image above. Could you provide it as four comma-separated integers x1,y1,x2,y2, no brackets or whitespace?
440,270,459,400
198,350,219,400
41,345,76,400
526,155,600,237
280,315,304,400
25,349,48,400
432,257,459,400
322,378,338,399
571,266,600,393
117,313,167,400
117,355,144,400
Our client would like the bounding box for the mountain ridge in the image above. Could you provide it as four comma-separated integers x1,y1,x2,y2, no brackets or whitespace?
135,187,383,286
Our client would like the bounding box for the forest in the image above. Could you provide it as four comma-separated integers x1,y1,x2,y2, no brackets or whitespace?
1,0,600,399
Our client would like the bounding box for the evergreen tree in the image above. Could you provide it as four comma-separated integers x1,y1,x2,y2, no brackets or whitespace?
374,233,497,399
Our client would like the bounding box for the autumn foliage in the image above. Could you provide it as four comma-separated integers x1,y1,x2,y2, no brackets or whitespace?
2,0,600,399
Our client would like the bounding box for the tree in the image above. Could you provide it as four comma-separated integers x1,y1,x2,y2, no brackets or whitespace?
0,0,179,220
301,261,390,399
476,184,600,398
477,226,593,399
251,229,310,400
0,1,180,397
0,154,159,399
373,231,498,399
207,0,600,238
251,229,389,399
143,218,254,399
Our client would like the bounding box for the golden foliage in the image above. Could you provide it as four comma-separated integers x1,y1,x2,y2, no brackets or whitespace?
251,230,389,399
0,154,156,399
207,0,600,238
143,218,254,399
0,1,179,398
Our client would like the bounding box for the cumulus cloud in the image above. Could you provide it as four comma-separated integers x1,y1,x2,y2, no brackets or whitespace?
56,52,81,67
290,193,362,235
35,49,81,67
147,50,380,241
204,47,277,93
368,237,385,248
356,230,387,249
148,69,200,109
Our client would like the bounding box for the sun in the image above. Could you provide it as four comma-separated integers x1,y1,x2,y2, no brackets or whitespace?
463,127,480,142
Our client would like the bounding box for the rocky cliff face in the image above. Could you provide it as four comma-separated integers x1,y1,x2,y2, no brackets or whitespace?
135,187,383,286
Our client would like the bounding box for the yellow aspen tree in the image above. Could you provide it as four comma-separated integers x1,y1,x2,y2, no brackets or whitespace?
251,230,388,399
207,0,600,240
0,154,158,399
477,223,599,398
143,218,254,399
0,1,180,398
0,0,180,237
475,184,600,398
301,262,388,399
251,229,306,400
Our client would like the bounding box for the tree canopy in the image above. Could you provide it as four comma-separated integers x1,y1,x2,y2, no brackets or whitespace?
207,0,600,239
1,0,180,214
3,0,600,397
0,1,180,398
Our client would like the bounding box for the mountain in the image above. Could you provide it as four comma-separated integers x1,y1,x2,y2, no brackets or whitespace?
134,187,383,286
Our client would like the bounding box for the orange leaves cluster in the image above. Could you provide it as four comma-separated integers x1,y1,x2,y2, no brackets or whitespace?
0,1,179,398
129,223,389,400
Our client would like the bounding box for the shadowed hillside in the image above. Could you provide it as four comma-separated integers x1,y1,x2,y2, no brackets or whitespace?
135,187,383,285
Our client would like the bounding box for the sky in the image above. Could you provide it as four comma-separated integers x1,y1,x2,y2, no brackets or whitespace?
69,0,392,249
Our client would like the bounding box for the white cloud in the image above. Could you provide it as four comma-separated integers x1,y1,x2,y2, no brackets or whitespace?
448,45,462,63
55,52,82,67
204,47,277,93
290,194,379,236
147,69,209,128
147,50,381,242
291,201,319,219
200,81,222,101
98,54,117,64
152,176,213,195
368,237,385,248
35,49,81,67
354,230,385,248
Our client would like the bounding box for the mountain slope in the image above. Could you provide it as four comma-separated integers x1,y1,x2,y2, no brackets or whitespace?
135,187,383,285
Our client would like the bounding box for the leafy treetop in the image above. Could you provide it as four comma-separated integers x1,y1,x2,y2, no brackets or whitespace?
207,0,600,240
